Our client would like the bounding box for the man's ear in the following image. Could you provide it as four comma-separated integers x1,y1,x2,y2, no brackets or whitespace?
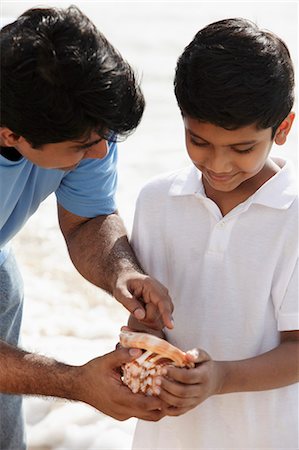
0,127,22,147
274,112,295,145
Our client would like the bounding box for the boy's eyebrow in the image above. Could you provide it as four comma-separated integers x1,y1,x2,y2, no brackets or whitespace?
188,130,257,147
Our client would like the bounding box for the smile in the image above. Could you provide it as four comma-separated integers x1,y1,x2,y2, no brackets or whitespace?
206,170,236,182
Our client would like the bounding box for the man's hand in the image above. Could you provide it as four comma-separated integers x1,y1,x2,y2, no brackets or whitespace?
58,207,174,330
76,347,167,421
113,271,174,330
0,340,167,422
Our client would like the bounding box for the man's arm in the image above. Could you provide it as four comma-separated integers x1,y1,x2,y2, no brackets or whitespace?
57,204,173,330
0,341,77,398
0,340,166,421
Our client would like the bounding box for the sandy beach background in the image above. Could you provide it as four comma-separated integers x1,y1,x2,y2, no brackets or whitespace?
1,1,298,449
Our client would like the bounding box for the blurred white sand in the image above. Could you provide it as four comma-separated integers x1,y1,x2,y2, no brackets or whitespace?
2,1,298,449
13,196,135,450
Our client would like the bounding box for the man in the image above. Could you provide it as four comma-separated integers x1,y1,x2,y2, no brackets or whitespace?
0,6,173,449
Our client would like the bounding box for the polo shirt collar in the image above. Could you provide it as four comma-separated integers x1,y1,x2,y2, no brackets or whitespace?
250,158,297,210
169,165,204,197
169,158,297,210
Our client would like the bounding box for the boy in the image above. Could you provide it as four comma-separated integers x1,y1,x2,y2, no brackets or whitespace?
129,18,298,448
0,6,173,450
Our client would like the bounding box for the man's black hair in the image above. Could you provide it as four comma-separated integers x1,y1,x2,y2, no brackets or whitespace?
174,18,294,138
1,5,145,147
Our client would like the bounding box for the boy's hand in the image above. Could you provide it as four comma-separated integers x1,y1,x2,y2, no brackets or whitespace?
159,348,224,416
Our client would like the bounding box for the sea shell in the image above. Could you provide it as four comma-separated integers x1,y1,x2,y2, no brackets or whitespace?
119,330,194,396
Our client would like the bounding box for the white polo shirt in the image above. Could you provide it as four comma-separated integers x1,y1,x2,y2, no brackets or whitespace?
131,158,298,449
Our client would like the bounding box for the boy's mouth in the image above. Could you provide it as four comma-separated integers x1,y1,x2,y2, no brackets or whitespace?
206,170,236,182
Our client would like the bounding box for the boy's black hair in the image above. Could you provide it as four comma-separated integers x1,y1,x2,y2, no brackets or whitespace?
174,18,294,138
0,5,145,147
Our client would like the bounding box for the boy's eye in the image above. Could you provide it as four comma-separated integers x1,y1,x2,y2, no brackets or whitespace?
190,138,209,147
233,146,254,154
189,137,254,153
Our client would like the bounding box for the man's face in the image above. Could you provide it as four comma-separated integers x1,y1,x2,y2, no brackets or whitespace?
184,117,275,193
12,132,108,170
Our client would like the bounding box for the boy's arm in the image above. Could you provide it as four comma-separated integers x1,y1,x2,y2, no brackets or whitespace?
159,330,299,416
219,330,299,393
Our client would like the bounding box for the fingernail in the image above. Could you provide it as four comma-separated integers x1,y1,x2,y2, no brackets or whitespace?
134,308,145,320
166,318,174,330
155,377,162,386
129,348,141,357
161,367,167,376
187,349,199,361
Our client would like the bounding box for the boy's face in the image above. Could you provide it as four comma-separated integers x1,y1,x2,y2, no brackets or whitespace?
0,129,108,170
184,117,287,194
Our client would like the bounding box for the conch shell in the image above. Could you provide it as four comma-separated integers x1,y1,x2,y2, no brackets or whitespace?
120,330,194,396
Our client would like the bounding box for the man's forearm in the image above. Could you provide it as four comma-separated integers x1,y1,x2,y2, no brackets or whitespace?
218,340,299,394
59,209,142,294
0,340,78,399
58,205,174,329
0,340,168,421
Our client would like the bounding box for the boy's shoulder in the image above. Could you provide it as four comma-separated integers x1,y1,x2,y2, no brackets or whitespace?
258,158,298,211
138,165,196,199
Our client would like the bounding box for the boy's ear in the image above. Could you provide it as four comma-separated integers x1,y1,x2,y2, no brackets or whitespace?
0,127,22,147
274,112,295,145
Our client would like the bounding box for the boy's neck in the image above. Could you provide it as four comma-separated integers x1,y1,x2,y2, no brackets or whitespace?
202,158,281,217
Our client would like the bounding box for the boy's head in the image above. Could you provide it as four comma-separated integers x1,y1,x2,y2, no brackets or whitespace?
0,6,145,148
174,18,294,138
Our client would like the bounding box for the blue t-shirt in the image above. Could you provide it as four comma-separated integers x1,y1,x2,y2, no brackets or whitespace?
0,140,118,261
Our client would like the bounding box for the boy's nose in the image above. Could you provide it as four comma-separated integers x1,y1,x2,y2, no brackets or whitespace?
208,149,232,173
84,140,108,160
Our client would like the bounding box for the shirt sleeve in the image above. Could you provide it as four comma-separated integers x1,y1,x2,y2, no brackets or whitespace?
55,140,118,217
277,259,299,331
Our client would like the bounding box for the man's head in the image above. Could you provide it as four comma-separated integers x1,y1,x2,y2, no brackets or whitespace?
174,18,294,138
0,6,145,149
